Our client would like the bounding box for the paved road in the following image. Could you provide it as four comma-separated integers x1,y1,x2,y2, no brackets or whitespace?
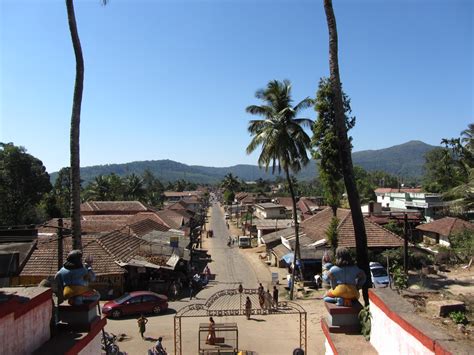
105,201,326,354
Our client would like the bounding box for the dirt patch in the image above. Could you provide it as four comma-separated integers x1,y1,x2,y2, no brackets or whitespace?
402,265,474,348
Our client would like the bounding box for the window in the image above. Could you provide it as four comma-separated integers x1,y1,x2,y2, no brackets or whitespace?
128,296,142,304
142,295,156,303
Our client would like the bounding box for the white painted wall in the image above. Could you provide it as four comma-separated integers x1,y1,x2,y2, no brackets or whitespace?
370,301,433,355
1,299,51,355
79,332,102,355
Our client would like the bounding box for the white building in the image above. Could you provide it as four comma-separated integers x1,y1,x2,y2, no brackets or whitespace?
374,188,447,222
254,203,287,220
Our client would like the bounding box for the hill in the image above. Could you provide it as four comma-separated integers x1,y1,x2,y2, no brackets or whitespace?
50,140,437,184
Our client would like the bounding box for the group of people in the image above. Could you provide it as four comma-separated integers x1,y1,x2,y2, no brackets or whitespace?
257,283,279,312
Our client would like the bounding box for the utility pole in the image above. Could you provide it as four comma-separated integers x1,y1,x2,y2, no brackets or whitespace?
57,218,63,270
403,213,408,274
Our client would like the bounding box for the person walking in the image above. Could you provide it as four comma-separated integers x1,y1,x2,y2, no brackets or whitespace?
151,336,167,354
264,289,273,312
206,317,216,345
258,283,265,309
137,314,148,339
245,296,252,320
273,286,279,309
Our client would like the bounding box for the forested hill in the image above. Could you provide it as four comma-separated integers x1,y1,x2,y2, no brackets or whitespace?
50,140,437,184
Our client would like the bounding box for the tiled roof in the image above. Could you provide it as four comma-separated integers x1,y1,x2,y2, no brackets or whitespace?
301,207,404,248
374,188,423,194
80,201,150,213
156,210,185,229
416,217,474,237
128,212,170,228
21,235,125,277
274,197,294,208
40,217,132,235
272,244,291,259
96,231,150,263
127,219,170,237
163,191,202,198
287,235,312,249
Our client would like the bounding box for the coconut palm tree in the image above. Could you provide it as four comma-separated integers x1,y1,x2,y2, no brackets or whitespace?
66,0,107,250
66,0,85,250
221,173,240,193
246,79,313,300
323,0,371,305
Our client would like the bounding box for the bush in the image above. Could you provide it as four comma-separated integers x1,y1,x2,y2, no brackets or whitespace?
381,248,433,269
449,311,468,324
449,229,474,262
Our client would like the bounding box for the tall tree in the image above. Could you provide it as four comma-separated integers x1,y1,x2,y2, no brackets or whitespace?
66,0,85,250
0,143,52,225
312,77,355,216
221,173,241,194
246,79,313,300
323,0,371,305
124,173,145,200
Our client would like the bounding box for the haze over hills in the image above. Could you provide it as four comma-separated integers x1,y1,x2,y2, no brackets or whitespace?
50,140,437,184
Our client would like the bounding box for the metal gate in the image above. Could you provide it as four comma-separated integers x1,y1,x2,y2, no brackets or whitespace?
174,287,307,354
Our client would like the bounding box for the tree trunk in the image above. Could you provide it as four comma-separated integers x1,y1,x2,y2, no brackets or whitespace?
287,169,302,300
323,0,371,305
66,0,84,250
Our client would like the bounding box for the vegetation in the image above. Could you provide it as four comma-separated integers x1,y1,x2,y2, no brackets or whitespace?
424,124,473,213
0,143,52,225
323,0,370,305
381,247,433,269
312,77,354,215
358,306,372,340
325,217,339,256
449,311,468,325
449,229,474,263
245,79,313,300
391,265,408,290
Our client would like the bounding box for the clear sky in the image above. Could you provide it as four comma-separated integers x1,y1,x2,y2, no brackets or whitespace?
1,0,472,174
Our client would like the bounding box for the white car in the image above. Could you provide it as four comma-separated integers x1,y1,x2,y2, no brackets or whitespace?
369,262,390,288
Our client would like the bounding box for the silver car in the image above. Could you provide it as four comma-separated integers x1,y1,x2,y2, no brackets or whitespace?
369,262,390,288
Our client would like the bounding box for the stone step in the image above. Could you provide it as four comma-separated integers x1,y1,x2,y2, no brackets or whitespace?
325,300,363,315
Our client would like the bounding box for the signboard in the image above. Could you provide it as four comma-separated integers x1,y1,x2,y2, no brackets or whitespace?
170,236,179,248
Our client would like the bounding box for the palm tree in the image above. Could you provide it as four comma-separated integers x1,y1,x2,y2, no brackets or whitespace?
221,173,240,193
323,0,370,305
124,173,145,201
246,79,313,300
66,0,85,250
66,0,107,250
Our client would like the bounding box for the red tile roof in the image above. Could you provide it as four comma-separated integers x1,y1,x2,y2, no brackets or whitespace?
416,217,474,237
301,207,403,248
21,235,125,277
127,219,169,237
156,210,185,229
81,201,150,213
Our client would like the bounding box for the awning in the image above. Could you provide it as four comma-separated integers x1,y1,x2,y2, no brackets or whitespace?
117,259,162,270
282,252,294,265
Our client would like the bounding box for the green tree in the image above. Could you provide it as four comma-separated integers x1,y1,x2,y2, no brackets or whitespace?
124,173,145,200
84,175,113,201
221,173,241,194
354,166,376,204
312,77,355,216
245,79,313,300
142,169,164,207
0,143,52,225
223,190,235,205
53,167,71,217
325,216,339,256
323,0,371,305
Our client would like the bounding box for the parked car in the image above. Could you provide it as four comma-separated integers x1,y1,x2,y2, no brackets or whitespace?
369,262,390,288
238,236,251,248
102,291,168,319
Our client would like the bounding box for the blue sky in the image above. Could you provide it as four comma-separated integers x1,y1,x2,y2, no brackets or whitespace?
1,0,472,173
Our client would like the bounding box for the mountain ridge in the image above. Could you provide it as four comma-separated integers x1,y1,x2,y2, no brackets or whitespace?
50,140,438,184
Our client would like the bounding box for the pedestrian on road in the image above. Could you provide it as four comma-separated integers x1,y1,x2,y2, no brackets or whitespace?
151,336,167,354
189,280,194,300
137,314,148,339
264,289,273,311
245,296,252,320
273,286,279,309
258,283,265,308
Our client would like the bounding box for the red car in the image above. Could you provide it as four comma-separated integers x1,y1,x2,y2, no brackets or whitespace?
102,291,168,319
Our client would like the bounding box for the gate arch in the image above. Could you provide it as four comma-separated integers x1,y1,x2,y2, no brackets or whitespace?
174,288,307,354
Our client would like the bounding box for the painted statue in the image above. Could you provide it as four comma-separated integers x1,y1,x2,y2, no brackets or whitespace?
55,250,100,306
323,247,366,306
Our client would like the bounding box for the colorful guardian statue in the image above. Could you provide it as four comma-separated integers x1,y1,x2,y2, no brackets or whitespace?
323,247,366,306
55,250,100,306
